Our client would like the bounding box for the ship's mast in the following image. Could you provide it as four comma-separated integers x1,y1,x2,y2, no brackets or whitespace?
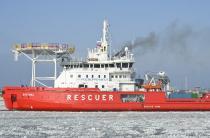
100,19,109,56
87,19,110,61
102,20,108,46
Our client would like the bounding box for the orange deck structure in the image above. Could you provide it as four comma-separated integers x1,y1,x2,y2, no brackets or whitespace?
3,86,210,111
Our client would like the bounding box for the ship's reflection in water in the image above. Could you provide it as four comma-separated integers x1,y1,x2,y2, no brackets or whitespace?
0,100,210,137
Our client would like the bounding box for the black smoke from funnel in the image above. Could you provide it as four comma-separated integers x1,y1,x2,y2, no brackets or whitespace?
131,21,210,89
114,32,158,57
131,32,158,49
120,21,209,62
160,22,194,58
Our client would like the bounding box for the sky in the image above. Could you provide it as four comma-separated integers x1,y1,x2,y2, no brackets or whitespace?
0,0,210,89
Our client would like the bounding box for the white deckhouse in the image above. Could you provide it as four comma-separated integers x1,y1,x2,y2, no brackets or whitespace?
55,20,139,91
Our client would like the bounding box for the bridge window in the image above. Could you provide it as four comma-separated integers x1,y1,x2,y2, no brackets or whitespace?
86,75,88,78
102,85,105,88
109,64,114,68
122,63,128,68
101,64,104,68
98,75,100,78
94,64,100,68
78,74,81,78
105,64,108,68
116,63,121,68
70,74,73,78
121,94,145,103
104,75,106,78
84,64,89,68
129,63,133,68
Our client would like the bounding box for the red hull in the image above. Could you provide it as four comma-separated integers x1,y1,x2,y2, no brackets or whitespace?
3,86,210,111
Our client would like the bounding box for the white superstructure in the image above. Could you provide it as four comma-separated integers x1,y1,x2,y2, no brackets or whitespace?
55,20,138,91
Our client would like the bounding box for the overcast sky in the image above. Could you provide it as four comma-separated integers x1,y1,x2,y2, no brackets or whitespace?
0,0,210,89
